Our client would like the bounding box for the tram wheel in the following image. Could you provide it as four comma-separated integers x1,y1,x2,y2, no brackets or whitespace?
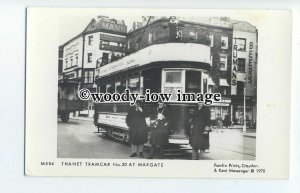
61,113,69,122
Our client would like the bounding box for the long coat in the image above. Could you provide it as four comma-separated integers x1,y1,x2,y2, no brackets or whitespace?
126,107,148,145
149,107,172,146
189,106,211,150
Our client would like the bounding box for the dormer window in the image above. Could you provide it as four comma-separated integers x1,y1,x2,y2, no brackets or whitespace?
110,19,117,24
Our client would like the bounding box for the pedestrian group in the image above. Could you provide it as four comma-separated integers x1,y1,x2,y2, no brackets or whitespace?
126,100,213,160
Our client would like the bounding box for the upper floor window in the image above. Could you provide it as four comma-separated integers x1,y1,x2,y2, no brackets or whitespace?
237,58,246,72
84,70,94,83
88,36,93,45
75,54,78,65
87,53,92,63
70,57,73,66
220,56,227,71
235,38,246,51
65,59,68,68
209,34,214,47
221,36,228,49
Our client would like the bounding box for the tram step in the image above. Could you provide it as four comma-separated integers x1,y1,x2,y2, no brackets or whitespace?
111,132,126,141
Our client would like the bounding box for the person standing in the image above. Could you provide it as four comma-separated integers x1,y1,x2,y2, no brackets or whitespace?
148,101,172,159
189,102,211,160
216,113,224,132
223,113,231,129
126,100,148,158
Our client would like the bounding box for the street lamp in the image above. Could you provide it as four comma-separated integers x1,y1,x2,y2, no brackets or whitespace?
243,87,247,133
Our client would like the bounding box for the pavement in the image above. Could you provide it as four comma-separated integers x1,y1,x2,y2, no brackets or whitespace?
58,118,256,160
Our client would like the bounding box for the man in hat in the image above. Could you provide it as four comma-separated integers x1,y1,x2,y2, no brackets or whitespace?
189,102,211,160
148,100,172,159
126,100,148,158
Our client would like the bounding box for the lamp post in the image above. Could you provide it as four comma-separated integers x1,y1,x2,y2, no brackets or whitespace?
243,87,247,133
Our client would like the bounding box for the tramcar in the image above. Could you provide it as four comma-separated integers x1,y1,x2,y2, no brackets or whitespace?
93,17,213,145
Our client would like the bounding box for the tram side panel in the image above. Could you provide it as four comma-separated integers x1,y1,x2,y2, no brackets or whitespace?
94,102,193,144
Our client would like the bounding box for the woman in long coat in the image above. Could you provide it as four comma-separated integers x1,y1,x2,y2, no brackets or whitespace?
148,102,172,159
126,101,148,158
189,103,211,160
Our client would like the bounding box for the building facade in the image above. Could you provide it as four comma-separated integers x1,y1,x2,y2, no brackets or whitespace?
58,16,127,117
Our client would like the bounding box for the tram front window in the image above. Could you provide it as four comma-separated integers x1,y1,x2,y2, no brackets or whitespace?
165,71,182,83
163,70,184,100
185,70,201,93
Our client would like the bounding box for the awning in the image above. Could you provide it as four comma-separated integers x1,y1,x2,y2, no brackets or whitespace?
219,79,230,86
208,77,215,85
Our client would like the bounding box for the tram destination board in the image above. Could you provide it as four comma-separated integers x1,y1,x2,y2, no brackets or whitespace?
25,8,291,178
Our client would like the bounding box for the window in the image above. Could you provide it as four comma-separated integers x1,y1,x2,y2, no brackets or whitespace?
87,53,92,63
65,59,68,68
128,78,140,93
75,54,78,65
115,81,126,93
148,32,153,44
70,57,73,66
237,81,245,95
84,70,94,83
220,56,227,71
106,83,115,93
221,36,228,49
189,31,197,40
102,52,109,65
88,36,93,45
185,70,201,93
235,38,246,51
237,58,246,72
163,70,184,100
209,34,214,47
165,71,182,83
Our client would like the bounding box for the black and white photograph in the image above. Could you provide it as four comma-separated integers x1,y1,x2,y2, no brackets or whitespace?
57,14,257,160
25,8,291,178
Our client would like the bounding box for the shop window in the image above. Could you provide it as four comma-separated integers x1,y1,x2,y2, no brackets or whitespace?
220,56,227,71
208,85,213,93
87,53,92,63
237,58,246,72
128,78,140,93
209,34,214,47
235,38,246,51
185,70,201,93
88,35,93,45
221,36,228,49
223,87,227,96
